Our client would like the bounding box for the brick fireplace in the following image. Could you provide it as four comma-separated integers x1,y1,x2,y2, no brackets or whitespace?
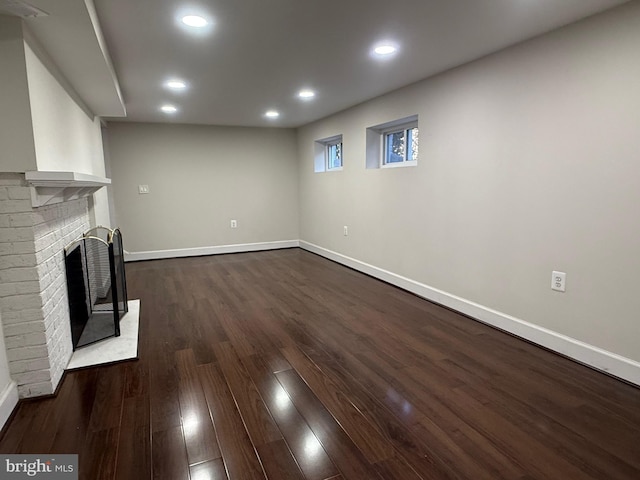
0,172,108,398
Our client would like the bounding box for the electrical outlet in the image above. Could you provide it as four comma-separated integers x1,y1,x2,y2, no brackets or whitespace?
551,271,566,292
138,184,150,194
230,219,237,228
343,226,348,236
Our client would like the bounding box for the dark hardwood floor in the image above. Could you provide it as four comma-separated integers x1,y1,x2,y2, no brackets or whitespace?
1,248,639,479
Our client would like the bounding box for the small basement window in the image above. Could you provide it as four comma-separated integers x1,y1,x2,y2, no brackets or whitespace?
366,115,419,169
314,134,343,172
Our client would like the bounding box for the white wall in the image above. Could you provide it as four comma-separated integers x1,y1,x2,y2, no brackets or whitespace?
23,38,111,227
297,3,640,374
0,16,36,172
107,122,299,254
24,42,105,175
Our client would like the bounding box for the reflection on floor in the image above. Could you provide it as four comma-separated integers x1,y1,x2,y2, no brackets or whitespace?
67,299,140,370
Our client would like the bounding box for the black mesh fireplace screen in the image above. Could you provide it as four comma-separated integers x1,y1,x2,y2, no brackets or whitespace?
64,227,128,350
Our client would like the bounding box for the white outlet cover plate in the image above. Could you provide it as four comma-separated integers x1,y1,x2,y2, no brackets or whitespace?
551,271,566,292
138,184,149,194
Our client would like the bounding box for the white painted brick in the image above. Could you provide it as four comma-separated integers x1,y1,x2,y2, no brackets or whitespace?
35,244,56,264
0,188,8,201
0,241,36,255
40,271,66,294
38,272,53,292
0,308,44,324
2,193,91,399
15,369,52,385
6,344,48,362
3,321,46,337
8,212,34,227
41,293,57,319
51,365,66,391
34,231,56,252
9,357,50,375
1,293,44,311
0,253,37,269
18,381,53,398
0,226,33,242
0,283,17,298
0,174,25,186
32,222,52,241
36,260,52,280
41,276,64,304
33,232,50,249
0,199,33,214
5,331,47,349
0,266,39,283
44,308,64,333
0,281,41,298
7,186,32,200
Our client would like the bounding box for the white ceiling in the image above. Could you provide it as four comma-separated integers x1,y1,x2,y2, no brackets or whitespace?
21,0,631,128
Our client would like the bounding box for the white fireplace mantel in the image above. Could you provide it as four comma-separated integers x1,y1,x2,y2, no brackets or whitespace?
25,171,111,207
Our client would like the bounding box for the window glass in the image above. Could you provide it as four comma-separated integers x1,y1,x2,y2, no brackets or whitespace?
383,127,418,165
385,131,405,164
327,142,343,169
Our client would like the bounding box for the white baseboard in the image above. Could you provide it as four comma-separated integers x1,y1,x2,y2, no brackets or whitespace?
0,380,18,430
125,240,300,262
300,241,640,386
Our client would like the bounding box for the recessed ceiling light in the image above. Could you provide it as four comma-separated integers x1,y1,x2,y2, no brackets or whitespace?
161,104,178,114
181,15,208,27
264,110,280,119
165,79,187,90
298,89,316,99
374,44,397,56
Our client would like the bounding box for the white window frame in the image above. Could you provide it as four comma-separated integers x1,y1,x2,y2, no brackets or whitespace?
314,134,343,173
366,114,419,170
325,138,343,171
380,121,418,168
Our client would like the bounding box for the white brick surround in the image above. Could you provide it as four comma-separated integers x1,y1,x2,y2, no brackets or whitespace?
0,173,89,397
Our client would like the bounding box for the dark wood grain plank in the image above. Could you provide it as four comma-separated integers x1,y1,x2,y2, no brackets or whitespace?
214,341,282,447
151,425,189,480
88,364,125,433
210,300,258,358
281,345,394,463
115,395,151,480
82,427,119,480
49,369,99,455
189,458,228,480
242,353,339,480
123,360,149,398
148,308,182,434
373,455,424,480
256,438,305,480
302,348,464,480
198,363,266,480
189,301,229,364
175,348,221,465
276,368,384,480
0,401,41,453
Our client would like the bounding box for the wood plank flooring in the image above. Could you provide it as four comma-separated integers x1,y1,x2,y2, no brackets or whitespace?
1,248,639,479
